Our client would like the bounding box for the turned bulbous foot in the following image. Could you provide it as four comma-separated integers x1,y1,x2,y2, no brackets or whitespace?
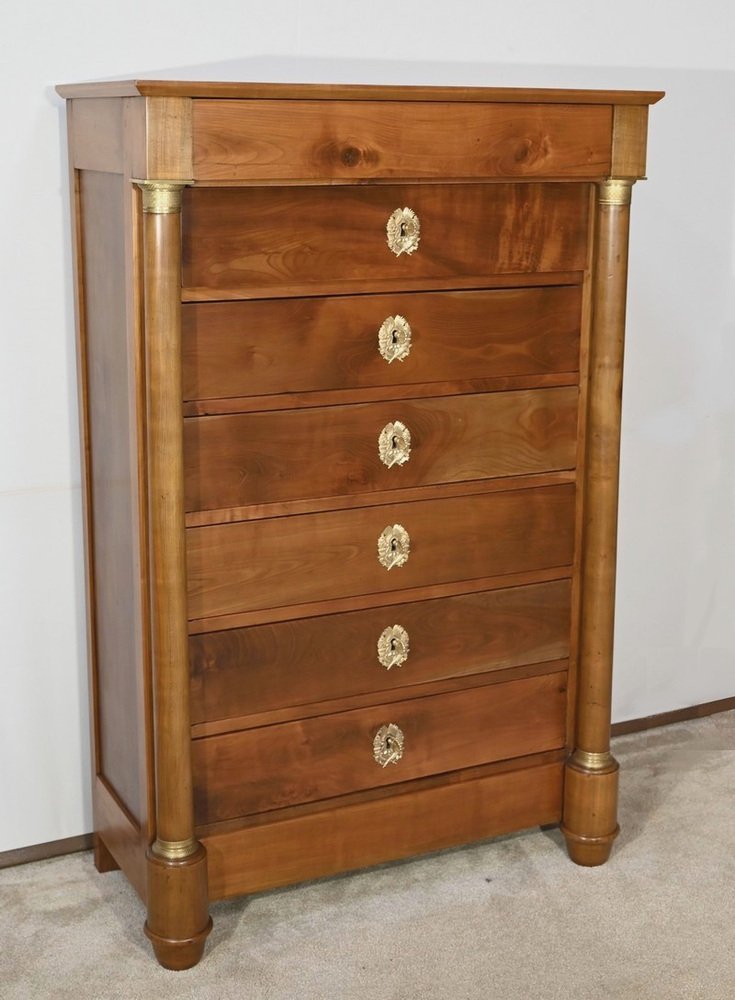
144,918,213,970
562,752,620,867
145,843,212,970
562,827,619,867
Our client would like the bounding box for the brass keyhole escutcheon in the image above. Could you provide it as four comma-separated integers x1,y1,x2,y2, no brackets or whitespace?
377,625,410,670
377,524,410,570
386,207,420,256
378,420,411,468
373,723,405,767
378,315,412,363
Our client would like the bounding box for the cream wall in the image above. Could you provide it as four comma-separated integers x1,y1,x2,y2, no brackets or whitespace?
1,0,733,851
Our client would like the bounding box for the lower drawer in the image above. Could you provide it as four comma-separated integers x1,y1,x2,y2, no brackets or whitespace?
186,484,575,620
191,670,567,824
189,578,571,724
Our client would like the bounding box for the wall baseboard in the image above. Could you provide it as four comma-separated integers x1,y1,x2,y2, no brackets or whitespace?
0,833,94,871
611,695,735,737
1,697,733,871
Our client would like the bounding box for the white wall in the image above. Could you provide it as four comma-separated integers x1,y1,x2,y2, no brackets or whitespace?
2,1,734,852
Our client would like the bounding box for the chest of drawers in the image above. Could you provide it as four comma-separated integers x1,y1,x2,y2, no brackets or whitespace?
57,79,662,968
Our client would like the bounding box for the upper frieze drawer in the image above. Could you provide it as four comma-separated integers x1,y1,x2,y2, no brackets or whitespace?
191,99,613,182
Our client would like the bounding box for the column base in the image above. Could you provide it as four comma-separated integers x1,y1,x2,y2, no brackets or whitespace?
562,753,620,868
144,842,212,970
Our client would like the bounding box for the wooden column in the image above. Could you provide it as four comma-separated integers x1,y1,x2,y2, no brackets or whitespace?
562,178,634,866
135,179,212,968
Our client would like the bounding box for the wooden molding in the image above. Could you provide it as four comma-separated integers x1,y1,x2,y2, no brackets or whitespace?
56,81,665,105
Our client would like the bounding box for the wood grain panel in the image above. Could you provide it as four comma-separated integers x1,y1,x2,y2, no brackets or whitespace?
181,183,589,292
202,757,563,897
69,99,124,172
192,100,612,181
94,777,146,900
182,285,582,401
145,96,193,178
189,578,571,724
80,170,144,821
186,483,575,619
184,386,578,511
192,670,566,822
611,105,649,178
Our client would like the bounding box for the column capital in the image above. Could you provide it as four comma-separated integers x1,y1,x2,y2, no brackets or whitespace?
134,179,193,214
598,178,635,207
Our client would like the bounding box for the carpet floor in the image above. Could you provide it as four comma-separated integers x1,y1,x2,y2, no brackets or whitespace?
2,710,734,1000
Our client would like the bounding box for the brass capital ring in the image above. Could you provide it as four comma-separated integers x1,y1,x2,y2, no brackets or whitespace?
133,179,194,214
598,179,634,206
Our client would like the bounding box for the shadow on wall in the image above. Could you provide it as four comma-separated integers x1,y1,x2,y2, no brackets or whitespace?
52,59,735,733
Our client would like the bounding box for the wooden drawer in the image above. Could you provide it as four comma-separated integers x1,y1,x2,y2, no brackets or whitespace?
189,578,572,724
184,386,578,512
192,669,568,823
192,99,612,182
181,183,589,294
186,484,575,621
181,285,582,402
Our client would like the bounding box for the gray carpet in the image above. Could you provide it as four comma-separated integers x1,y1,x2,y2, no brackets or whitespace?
2,711,734,999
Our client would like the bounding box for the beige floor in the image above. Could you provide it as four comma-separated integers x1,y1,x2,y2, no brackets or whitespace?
2,711,734,1000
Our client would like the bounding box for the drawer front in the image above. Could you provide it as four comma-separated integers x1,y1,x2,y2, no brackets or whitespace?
192,99,612,182
181,183,589,293
190,579,571,724
186,484,575,620
182,286,582,402
192,670,567,823
184,387,578,512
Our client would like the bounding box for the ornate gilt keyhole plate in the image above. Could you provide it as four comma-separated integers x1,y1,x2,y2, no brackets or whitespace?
373,723,405,767
377,625,410,670
378,315,412,364
378,420,411,468
377,524,410,570
386,207,420,256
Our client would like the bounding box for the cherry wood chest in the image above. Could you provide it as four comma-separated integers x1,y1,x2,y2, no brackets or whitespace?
57,80,662,968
